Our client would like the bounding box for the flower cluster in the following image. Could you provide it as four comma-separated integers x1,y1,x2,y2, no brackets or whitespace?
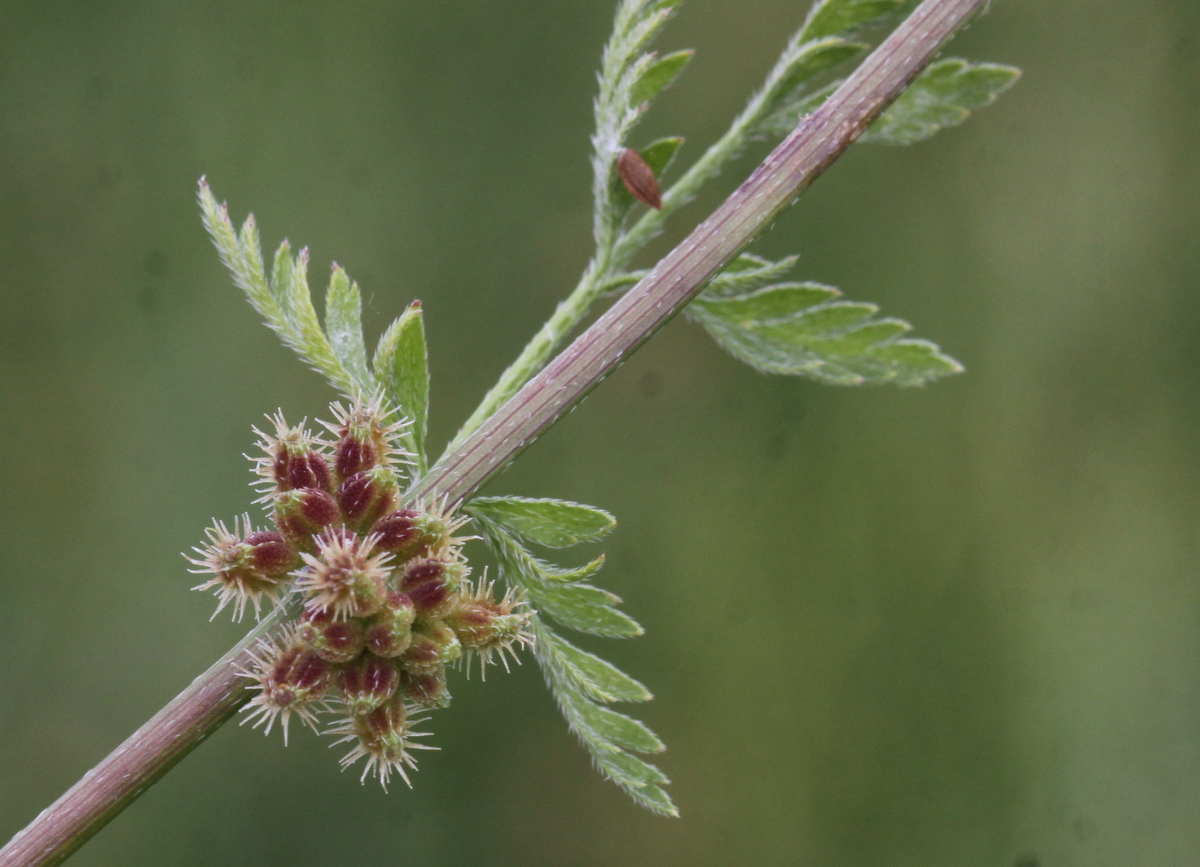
187,400,532,788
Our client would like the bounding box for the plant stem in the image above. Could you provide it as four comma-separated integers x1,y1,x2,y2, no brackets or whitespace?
0,1,987,862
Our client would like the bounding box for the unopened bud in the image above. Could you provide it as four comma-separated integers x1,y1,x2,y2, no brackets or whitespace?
297,606,366,664
399,557,465,612
338,466,399,528
364,591,416,657
401,620,462,676
373,509,447,559
339,654,401,716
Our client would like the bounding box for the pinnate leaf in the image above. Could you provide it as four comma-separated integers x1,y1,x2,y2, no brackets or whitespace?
690,254,962,387
861,58,1021,145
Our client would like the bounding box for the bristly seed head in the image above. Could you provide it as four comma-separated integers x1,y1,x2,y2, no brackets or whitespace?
296,531,392,620
323,397,413,478
240,629,335,745
189,398,538,791
445,579,533,679
328,696,437,790
188,515,297,621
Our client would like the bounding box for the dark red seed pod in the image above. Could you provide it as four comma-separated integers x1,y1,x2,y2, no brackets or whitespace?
275,488,339,540
339,654,401,715
373,509,447,559
338,467,398,527
400,558,464,611
245,532,297,576
267,643,334,701
335,436,377,480
617,147,663,210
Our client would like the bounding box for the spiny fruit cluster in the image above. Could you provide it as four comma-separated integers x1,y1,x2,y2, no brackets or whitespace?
187,400,531,789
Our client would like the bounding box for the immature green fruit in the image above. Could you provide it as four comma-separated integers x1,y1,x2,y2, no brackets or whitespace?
339,654,401,716
297,607,366,664
399,669,452,709
401,621,462,677
364,591,416,658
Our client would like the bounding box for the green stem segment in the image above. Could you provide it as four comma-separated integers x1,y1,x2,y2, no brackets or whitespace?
0,1,988,863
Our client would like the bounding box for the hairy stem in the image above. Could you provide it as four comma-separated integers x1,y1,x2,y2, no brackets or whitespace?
0,1,987,863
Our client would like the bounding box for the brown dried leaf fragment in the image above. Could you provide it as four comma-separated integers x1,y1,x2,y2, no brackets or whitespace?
617,148,663,210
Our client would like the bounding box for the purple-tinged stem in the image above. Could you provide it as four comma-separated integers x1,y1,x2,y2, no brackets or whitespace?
0,1,988,863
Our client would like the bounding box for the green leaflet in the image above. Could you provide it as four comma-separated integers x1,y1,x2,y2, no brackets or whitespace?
529,581,643,638
473,512,639,637
324,265,373,394
862,58,1021,145
773,37,866,101
695,282,842,320
468,496,615,548
690,253,962,387
631,49,693,106
706,253,801,296
537,626,653,703
800,0,903,42
373,301,430,470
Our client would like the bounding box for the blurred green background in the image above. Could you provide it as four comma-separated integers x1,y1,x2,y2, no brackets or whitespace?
3,1,1199,864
